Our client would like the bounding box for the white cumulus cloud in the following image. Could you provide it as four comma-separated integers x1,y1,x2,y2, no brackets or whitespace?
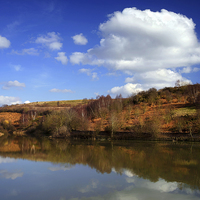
70,52,87,64
72,33,88,45
108,83,143,97
179,66,199,74
2,80,26,90
55,52,68,65
79,68,91,75
35,32,62,50
11,48,39,55
70,7,200,72
49,88,73,93
93,7,200,72
70,52,104,66
70,8,200,95
113,69,192,97
79,68,99,80
0,96,22,106
125,69,192,89
0,35,10,48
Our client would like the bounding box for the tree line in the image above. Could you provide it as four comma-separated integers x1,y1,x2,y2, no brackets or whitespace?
0,82,200,138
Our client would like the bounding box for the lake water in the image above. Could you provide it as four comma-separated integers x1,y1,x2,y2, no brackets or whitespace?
0,136,200,200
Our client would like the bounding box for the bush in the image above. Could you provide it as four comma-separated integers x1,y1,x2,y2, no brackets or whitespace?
164,90,172,103
0,119,16,133
145,116,161,137
84,95,112,119
134,106,142,119
195,111,200,133
99,107,109,119
147,88,158,105
94,120,102,137
164,109,174,124
131,122,143,135
78,117,89,131
0,125,8,135
105,113,122,138
65,109,80,131
42,110,68,135
174,117,186,133
52,126,70,137
42,109,84,136
131,113,161,138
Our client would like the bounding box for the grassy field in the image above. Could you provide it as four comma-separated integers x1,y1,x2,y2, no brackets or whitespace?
173,107,197,116
0,99,90,114
27,99,87,107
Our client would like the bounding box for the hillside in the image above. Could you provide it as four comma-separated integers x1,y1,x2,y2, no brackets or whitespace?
0,84,200,141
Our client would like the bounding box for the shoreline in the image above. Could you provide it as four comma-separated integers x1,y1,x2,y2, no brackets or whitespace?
10,129,200,142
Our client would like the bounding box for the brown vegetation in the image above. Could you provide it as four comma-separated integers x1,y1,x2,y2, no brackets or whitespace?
0,83,200,140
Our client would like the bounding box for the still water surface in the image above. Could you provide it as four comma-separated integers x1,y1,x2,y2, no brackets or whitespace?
0,136,200,200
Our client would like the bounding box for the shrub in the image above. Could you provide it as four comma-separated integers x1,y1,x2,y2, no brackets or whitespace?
42,109,83,135
131,113,161,137
187,84,200,104
99,107,109,119
141,103,147,114
124,104,132,121
134,106,142,119
65,109,80,131
81,95,112,119
78,117,89,131
105,113,122,138
146,118,161,137
94,120,102,137
0,125,8,135
131,121,143,135
164,108,174,124
42,111,68,135
144,115,162,137
164,90,172,103
195,111,200,133
52,126,70,137
134,110,162,137
174,117,185,133
147,88,158,105
0,118,16,133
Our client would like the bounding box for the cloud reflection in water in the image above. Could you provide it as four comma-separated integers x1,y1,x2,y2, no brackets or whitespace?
0,169,23,180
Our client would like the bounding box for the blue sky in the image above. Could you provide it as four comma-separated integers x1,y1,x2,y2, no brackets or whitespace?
1,0,200,105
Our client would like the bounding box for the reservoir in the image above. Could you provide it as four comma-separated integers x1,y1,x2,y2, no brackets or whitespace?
0,136,200,200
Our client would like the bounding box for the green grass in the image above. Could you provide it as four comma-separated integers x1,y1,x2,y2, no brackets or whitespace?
29,99,88,107
173,107,197,117
0,99,89,113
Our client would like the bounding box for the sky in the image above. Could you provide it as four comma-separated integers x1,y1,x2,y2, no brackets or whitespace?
1,0,200,105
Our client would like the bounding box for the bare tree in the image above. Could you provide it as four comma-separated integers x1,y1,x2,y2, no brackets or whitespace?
109,113,118,138
175,80,181,87
187,84,200,104
28,110,37,120
164,90,172,103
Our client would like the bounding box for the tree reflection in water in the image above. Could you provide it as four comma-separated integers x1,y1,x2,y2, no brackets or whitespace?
0,136,200,191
